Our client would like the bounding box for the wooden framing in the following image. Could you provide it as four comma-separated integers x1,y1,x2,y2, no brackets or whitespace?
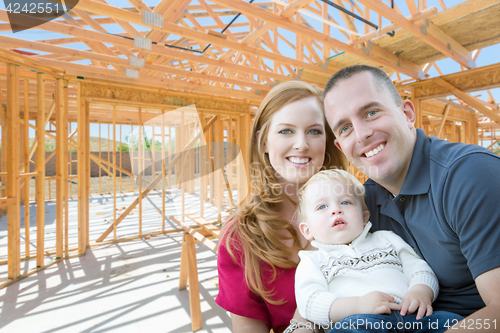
1,1,500,331
6,63,20,279
36,73,45,267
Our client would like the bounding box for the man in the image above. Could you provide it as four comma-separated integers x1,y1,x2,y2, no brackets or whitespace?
323,65,500,331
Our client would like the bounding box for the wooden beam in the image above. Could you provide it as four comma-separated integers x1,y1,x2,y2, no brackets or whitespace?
71,8,134,58
0,10,290,87
90,154,134,178
434,77,500,125
207,0,423,78
89,155,133,192
1,36,268,91
402,63,500,99
170,216,218,253
281,0,316,18
74,0,332,77
186,212,221,238
127,0,151,13
0,197,16,206
332,0,358,36
138,0,191,67
0,10,290,85
349,7,437,46
436,104,450,138
36,58,263,100
59,14,118,70
405,0,419,15
0,47,61,78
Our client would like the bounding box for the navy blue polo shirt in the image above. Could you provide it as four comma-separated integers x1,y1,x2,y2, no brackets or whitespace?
365,128,500,316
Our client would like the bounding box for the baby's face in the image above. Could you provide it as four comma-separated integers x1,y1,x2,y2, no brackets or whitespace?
300,179,368,245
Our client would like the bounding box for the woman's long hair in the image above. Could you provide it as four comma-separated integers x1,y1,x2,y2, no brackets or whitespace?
221,81,347,304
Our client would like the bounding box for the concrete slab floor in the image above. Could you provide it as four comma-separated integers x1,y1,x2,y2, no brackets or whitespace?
0,234,232,333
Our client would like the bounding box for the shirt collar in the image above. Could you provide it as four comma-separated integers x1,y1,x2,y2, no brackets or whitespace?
311,222,372,250
369,128,430,205
399,128,431,195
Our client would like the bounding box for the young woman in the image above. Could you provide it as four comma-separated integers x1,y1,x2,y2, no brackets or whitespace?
215,81,347,333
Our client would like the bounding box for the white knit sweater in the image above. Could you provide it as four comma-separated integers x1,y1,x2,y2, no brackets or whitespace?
295,222,439,325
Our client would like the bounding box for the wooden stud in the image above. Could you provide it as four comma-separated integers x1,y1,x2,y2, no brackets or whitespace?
176,124,181,190
55,78,64,259
77,90,89,254
200,114,206,219
151,121,156,191
214,117,223,221
189,122,195,195
227,118,233,214
108,123,111,194
63,80,69,257
98,123,101,193
181,112,185,223
167,126,172,189
69,122,73,199
36,73,45,267
161,110,165,232
235,116,242,205
119,124,122,193
208,120,214,205
1,103,7,205
460,120,466,143
7,63,21,279
470,113,479,145
138,107,142,236
23,79,30,258
130,124,134,190
113,104,117,240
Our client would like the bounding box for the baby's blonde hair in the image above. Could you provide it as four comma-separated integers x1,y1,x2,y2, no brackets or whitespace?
296,169,368,225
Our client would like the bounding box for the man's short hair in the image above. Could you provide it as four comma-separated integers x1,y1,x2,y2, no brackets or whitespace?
323,65,403,107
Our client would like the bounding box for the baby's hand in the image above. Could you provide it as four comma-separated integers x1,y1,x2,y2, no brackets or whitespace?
400,284,434,319
359,291,401,315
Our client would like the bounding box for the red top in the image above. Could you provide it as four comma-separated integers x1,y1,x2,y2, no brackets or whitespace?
215,235,297,333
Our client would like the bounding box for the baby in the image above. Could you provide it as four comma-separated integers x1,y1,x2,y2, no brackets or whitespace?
294,169,462,332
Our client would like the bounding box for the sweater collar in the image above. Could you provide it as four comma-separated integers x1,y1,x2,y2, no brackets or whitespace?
311,222,372,250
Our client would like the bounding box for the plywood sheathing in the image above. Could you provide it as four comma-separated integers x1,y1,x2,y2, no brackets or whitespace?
324,0,500,76
374,0,500,65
